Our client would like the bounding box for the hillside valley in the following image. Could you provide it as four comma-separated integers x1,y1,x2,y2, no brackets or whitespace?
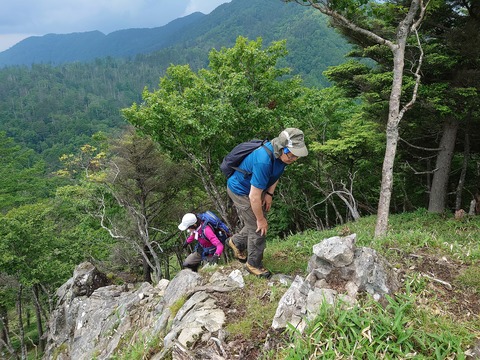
0,0,351,168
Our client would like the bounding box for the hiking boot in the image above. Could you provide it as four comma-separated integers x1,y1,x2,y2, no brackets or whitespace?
245,263,271,278
227,238,247,262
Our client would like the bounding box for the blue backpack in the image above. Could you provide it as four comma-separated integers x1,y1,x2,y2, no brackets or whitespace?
220,139,274,178
196,211,232,258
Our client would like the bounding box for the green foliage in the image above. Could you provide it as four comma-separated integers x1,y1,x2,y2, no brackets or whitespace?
313,114,383,161
109,332,164,360
282,288,465,359
0,0,351,170
455,267,480,294
322,0,480,215
0,202,65,286
123,36,306,167
123,36,328,233
0,132,58,212
53,183,118,263
258,210,480,359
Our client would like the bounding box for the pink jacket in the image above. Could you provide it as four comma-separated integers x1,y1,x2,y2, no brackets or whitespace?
186,223,224,256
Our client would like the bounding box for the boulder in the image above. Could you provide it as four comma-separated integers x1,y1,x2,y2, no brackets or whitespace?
272,234,399,331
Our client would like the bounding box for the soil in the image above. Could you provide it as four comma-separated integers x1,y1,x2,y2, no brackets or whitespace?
398,249,480,320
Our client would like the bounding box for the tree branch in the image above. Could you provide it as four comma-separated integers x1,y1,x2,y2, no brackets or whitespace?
404,161,438,175
399,137,442,152
302,0,394,50
397,28,424,125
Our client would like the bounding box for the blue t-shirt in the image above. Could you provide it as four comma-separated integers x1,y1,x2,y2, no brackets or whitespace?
227,142,287,196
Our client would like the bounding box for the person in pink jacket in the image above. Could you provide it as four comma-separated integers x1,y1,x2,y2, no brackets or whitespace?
178,213,224,272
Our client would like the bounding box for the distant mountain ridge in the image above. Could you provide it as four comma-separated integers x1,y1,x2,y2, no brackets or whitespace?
0,12,206,66
0,0,351,81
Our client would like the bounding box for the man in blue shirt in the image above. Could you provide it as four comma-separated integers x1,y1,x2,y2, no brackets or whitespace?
226,128,308,277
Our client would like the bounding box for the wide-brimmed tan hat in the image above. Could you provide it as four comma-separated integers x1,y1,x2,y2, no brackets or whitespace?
278,128,308,157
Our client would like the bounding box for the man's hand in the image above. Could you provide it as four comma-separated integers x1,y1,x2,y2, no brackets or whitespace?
256,217,268,236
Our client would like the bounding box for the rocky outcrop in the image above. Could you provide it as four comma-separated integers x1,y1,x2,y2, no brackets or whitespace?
43,234,400,359
43,263,244,360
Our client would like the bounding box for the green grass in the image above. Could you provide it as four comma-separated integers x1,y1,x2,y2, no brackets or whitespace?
261,209,480,359
265,209,480,274
109,332,164,360
225,275,284,338
455,267,480,294
277,276,470,359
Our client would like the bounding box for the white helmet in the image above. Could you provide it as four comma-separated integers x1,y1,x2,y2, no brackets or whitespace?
178,213,197,231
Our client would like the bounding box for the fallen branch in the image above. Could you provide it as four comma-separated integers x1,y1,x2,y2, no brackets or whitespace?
421,273,452,290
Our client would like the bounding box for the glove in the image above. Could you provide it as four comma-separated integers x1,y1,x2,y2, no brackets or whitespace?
209,254,220,265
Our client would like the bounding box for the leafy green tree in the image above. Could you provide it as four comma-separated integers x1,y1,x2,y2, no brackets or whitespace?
123,36,308,223
55,129,198,282
0,201,74,356
0,132,55,212
317,1,480,214
419,0,480,213
269,86,383,233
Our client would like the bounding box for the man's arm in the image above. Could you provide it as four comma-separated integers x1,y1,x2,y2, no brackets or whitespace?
263,180,279,212
249,185,268,236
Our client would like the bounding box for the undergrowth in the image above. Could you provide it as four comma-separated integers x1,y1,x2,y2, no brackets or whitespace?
261,209,480,359
276,275,471,359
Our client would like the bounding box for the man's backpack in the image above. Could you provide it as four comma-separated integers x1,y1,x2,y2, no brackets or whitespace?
220,139,274,178
197,211,232,244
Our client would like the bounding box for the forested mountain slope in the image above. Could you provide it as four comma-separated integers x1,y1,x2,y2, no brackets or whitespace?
0,0,351,168
0,0,350,88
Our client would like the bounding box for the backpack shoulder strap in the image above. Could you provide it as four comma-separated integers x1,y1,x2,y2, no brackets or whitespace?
261,142,274,162
261,141,274,174
199,220,213,240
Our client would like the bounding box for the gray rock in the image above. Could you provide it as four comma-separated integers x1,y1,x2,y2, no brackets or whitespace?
312,234,356,267
272,234,399,332
43,234,401,359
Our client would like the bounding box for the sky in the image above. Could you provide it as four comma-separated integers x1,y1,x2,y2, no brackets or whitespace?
0,0,232,52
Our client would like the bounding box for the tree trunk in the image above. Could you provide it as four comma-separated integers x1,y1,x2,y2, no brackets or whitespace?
428,118,458,213
0,304,7,347
143,245,153,283
375,124,400,237
16,285,27,360
375,45,404,237
164,257,171,280
375,0,425,237
455,125,470,211
32,285,45,352
0,304,18,359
